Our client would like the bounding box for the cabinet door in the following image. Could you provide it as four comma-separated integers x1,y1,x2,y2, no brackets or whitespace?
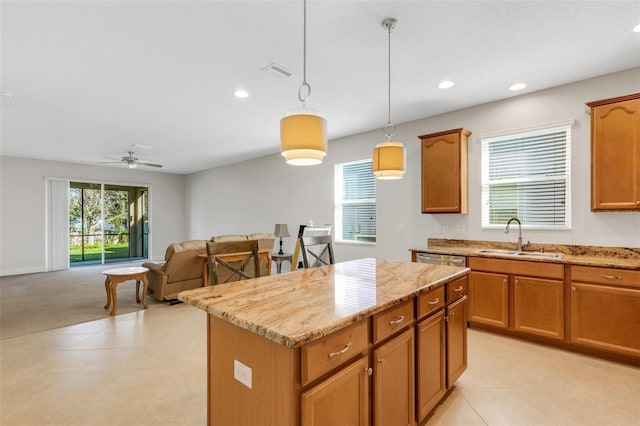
446,296,468,387
420,129,470,213
416,310,446,423
373,328,415,426
469,271,509,328
590,97,640,211
301,356,370,426
571,283,640,358
514,276,564,340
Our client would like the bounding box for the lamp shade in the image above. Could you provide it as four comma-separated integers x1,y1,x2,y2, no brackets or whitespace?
273,223,290,238
280,107,327,166
372,141,405,179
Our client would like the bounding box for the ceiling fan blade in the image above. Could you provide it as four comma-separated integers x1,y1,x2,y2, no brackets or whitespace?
98,161,126,164
138,162,163,168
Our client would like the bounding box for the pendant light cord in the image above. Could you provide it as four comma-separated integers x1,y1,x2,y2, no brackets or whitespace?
298,0,311,105
383,19,397,140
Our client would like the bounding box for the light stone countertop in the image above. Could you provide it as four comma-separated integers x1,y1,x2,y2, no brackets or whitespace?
178,258,469,348
411,239,640,270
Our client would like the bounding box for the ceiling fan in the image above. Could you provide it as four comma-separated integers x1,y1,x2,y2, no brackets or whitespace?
100,151,163,169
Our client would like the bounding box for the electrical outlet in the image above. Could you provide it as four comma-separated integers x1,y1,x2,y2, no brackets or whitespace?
234,359,252,389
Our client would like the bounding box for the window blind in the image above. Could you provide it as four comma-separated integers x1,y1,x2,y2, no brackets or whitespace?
335,160,377,243
481,126,571,228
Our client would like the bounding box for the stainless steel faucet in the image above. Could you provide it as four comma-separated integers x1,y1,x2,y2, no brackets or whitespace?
505,217,523,252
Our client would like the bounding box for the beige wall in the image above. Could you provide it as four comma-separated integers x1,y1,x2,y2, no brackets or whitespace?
0,156,185,275
185,68,640,262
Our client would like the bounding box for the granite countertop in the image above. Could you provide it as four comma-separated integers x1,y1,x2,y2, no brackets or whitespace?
410,239,640,270
178,258,469,348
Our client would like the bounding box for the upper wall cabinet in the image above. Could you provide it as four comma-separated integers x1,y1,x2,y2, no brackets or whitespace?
586,93,640,211
419,128,471,214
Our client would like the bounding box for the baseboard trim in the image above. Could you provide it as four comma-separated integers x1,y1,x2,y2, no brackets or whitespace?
0,265,48,277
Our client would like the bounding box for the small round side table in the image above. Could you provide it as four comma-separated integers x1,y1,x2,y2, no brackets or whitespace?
271,253,293,274
102,266,149,316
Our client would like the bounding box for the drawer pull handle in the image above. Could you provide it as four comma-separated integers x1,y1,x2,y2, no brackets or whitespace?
328,342,351,358
453,286,464,292
428,298,440,305
600,274,622,280
389,316,405,325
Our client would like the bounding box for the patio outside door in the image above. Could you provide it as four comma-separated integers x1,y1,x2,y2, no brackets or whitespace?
69,182,148,266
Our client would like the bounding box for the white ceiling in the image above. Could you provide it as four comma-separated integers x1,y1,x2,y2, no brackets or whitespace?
2,1,639,175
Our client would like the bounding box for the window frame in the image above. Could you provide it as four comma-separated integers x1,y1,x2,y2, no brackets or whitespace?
480,121,573,230
334,158,377,245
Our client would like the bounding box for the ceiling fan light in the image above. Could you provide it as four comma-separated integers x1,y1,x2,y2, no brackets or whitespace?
372,141,405,179
280,107,327,166
128,163,137,169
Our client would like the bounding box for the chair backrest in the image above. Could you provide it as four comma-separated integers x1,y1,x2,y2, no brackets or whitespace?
206,239,260,285
300,235,335,268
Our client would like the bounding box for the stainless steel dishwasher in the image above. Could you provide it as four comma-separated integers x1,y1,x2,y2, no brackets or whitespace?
416,252,466,267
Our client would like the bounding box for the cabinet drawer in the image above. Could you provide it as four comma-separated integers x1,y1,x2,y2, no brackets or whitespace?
373,300,414,344
417,286,445,319
301,320,369,386
571,266,640,289
447,276,468,302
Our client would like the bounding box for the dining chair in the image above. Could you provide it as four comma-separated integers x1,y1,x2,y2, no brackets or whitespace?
206,239,260,285
300,235,335,268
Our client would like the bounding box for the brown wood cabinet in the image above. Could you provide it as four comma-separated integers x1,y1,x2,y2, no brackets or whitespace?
301,356,370,426
468,257,564,340
419,128,471,213
373,328,415,426
468,270,509,328
513,276,564,340
570,266,640,358
416,311,446,422
446,295,468,387
587,93,640,211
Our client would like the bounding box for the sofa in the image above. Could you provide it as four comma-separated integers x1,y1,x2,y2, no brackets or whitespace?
143,233,275,302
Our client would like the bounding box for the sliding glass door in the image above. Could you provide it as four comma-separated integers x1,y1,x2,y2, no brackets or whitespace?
69,182,148,266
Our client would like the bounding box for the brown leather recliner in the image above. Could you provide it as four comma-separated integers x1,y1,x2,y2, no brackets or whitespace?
143,240,206,301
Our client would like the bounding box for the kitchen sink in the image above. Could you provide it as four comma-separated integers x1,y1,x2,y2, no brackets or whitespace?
475,249,564,259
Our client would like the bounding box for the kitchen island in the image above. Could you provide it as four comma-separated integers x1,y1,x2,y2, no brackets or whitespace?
179,258,469,426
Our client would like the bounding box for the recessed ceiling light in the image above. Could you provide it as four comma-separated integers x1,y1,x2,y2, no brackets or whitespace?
509,83,527,91
234,89,249,98
438,80,455,89
633,23,640,32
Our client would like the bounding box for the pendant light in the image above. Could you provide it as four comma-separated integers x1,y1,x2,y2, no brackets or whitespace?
372,17,405,180
280,0,327,166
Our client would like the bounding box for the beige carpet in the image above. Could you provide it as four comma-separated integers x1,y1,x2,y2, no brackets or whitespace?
0,262,168,339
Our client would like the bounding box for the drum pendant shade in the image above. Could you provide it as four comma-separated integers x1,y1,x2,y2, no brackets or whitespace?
281,108,327,166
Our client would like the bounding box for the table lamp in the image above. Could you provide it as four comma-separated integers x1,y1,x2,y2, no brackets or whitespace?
273,224,290,255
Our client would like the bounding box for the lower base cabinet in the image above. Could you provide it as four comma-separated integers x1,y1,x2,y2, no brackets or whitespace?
373,328,415,426
571,283,640,358
416,311,446,421
301,356,370,426
446,295,468,387
468,271,509,328
513,276,564,340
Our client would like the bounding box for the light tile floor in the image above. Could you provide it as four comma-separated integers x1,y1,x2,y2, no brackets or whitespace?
1,305,639,426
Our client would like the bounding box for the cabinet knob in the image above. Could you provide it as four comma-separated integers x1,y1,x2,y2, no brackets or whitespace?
503,278,507,284
572,286,576,292
636,200,640,206
378,358,385,366
365,367,373,376
449,311,455,318
515,279,519,285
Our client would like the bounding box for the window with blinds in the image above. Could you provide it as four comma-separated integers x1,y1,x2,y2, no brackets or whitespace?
481,125,571,229
334,159,376,243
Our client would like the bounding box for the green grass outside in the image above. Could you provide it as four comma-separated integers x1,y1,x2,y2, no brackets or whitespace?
70,244,130,262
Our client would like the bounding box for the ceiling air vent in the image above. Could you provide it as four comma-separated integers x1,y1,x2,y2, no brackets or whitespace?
262,62,294,79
